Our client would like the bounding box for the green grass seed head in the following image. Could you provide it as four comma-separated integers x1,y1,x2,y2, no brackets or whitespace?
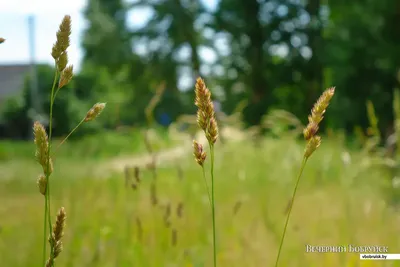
37,174,47,196
51,15,71,60
58,65,73,89
33,121,53,175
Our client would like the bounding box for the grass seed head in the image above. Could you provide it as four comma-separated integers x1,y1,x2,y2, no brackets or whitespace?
57,52,68,72
303,121,319,140
84,102,106,122
308,87,335,126
58,65,73,89
52,207,66,242
194,77,215,132
33,121,51,173
51,15,71,60
193,140,207,166
302,87,335,155
37,174,47,195
304,135,321,158
206,117,219,144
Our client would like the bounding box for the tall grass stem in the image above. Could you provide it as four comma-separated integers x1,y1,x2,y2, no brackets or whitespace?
42,70,58,266
275,157,308,267
209,144,217,267
202,166,212,206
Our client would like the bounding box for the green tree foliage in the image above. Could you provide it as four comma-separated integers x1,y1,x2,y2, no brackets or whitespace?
3,0,400,139
82,0,132,73
0,65,84,138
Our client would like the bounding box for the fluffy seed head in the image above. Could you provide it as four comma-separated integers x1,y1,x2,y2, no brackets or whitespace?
52,207,66,242
303,87,335,143
33,121,51,174
304,135,321,158
0,38,5,44
53,241,63,258
193,140,207,166
58,65,73,89
84,102,106,122
194,77,215,131
57,52,68,72
51,15,71,60
309,87,335,125
303,121,319,140
206,117,219,144
37,174,47,195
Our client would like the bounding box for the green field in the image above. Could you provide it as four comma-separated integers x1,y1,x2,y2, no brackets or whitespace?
1,127,399,267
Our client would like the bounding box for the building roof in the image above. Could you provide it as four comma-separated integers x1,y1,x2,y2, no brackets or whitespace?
0,64,31,104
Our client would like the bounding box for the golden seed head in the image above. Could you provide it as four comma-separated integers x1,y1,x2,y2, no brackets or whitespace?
51,15,71,60
193,140,207,166
37,174,47,195
303,87,335,141
309,87,335,125
0,38,5,44
304,135,321,158
303,121,319,140
196,110,208,131
84,102,106,122
57,52,68,72
206,117,219,144
58,65,73,89
33,121,49,168
194,77,215,131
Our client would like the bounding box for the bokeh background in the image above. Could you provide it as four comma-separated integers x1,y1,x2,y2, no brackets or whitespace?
1,0,400,266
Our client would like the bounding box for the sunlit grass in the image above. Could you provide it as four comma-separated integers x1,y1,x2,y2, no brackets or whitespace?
1,133,399,266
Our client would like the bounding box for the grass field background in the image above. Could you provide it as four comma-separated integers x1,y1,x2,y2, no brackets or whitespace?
1,126,400,267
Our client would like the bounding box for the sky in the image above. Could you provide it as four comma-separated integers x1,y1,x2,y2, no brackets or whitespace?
0,0,218,72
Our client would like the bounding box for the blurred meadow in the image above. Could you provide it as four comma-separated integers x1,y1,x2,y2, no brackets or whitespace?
2,0,400,266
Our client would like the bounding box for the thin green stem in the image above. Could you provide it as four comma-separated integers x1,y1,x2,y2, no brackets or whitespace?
43,70,59,267
209,143,217,267
42,194,48,266
275,157,308,267
201,165,212,206
54,118,85,153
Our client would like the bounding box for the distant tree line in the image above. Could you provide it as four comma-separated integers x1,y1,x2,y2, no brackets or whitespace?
1,0,400,140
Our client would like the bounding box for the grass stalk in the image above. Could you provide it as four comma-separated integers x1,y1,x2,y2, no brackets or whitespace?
209,143,217,267
54,118,85,153
201,165,212,206
42,70,58,266
275,157,308,267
